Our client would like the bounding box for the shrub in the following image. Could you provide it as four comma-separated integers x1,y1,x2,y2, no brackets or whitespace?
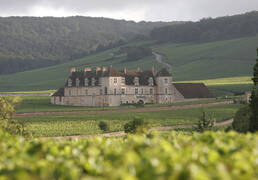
195,111,215,132
124,117,145,134
232,106,251,133
98,121,109,132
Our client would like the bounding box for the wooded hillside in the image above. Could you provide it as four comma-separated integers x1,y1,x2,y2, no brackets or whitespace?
0,17,176,74
150,11,258,43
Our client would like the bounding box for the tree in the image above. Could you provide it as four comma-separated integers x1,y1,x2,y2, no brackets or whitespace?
249,48,258,132
0,96,26,135
196,111,215,132
98,121,109,132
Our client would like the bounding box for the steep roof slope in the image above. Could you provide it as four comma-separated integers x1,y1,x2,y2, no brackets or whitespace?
173,83,214,98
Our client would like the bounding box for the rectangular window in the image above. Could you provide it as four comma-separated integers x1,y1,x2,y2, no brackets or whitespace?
105,87,108,95
122,88,125,95
85,89,88,95
114,78,117,84
150,89,153,95
164,78,168,84
141,88,144,95
114,88,117,95
121,78,125,84
135,88,138,95
165,88,168,94
100,89,103,95
69,90,71,96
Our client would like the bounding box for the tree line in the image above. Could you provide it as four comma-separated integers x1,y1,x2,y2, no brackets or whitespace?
150,11,258,43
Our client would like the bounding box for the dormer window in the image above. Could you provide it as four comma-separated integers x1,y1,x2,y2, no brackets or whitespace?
76,78,80,87
114,78,117,84
84,78,89,86
91,77,95,86
148,77,154,86
68,78,72,87
134,77,139,86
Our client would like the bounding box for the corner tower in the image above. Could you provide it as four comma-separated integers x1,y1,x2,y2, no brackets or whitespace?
155,68,173,103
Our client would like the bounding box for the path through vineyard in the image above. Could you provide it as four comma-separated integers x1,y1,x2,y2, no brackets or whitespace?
47,119,234,139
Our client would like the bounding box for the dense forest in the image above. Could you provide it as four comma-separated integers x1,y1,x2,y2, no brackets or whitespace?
150,11,258,43
0,17,177,74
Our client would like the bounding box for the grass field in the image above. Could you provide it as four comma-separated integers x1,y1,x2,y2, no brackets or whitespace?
152,36,257,81
14,95,226,113
0,36,256,91
16,104,243,137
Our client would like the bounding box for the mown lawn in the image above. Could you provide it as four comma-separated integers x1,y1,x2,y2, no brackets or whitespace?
16,104,243,137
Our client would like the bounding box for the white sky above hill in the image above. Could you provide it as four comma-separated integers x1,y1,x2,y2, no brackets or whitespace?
0,0,258,21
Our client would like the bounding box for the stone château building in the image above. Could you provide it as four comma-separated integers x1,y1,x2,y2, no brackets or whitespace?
51,67,213,106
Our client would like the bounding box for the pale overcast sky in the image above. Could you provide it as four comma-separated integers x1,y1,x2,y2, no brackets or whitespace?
0,0,258,21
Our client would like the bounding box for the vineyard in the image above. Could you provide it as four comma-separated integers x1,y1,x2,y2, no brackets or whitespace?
0,130,257,179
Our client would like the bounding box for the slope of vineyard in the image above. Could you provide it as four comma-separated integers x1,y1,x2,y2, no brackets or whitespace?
0,35,257,92
0,131,257,179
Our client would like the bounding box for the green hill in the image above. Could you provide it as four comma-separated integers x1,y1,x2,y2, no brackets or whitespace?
0,16,177,74
0,36,256,92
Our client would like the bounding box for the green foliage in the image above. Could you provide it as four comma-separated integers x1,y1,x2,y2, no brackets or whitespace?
118,46,153,61
0,36,257,91
0,131,257,179
124,117,145,134
16,104,242,137
151,11,258,43
98,121,109,132
0,96,26,135
232,106,252,133
0,17,173,74
196,111,215,132
249,48,258,132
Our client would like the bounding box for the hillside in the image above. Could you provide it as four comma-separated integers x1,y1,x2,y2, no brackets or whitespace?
151,11,258,43
0,36,256,92
0,16,177,74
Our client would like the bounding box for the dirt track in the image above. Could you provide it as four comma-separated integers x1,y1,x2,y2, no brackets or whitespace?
16,100,233,117
46,119,234,140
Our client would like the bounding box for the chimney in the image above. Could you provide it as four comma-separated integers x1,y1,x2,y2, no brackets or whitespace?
70,67,76,74
152,66,155,75
102,66,107,72
123,67,127,74
84,67,92,72
96,67,101,75
96,67,101,72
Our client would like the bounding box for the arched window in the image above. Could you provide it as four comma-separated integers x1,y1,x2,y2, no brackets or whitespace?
91,77,95,86
84,78,89,86
134,77,139,86
68,78,72,87
76,78,80,87
148,77,154,86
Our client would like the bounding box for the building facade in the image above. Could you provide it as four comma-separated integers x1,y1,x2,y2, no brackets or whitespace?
51,67,213,106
